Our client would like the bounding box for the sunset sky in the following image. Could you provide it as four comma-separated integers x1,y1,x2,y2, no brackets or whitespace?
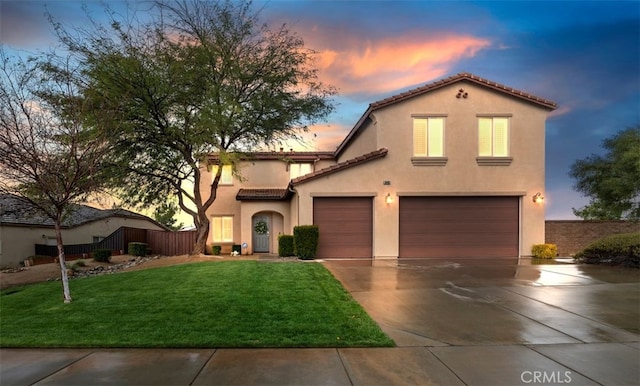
1,0,639,220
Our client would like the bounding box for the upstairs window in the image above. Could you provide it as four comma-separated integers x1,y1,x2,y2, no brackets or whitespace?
290,163,313,179
212,216,233,243
413,117,444,157
210,165,233,185
478,117,509,157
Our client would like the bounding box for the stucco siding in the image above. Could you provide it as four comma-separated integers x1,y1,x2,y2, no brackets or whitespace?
294,82,549,258
337,118,378,162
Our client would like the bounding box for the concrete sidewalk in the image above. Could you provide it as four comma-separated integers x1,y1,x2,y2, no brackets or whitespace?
1,258,639,385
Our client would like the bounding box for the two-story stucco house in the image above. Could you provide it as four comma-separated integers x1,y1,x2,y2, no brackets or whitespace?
201,73,557,259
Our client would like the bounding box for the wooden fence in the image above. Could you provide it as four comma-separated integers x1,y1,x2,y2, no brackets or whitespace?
35,227,196,259
146,229,197,256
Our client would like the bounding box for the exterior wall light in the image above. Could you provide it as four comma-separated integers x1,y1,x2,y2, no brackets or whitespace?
385,193,394,204
532,192,544,204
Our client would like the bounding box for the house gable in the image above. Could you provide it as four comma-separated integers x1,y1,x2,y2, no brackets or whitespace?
335,72,557,158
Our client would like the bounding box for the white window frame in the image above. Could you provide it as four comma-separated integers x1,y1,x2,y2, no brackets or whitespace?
212,216,233,243
477,115,513,166
210,165,233,185
289,163,313,179
411,116,447,166
478,116,510,157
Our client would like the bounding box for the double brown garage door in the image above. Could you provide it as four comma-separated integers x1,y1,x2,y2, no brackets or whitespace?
400,196,519,258
313,196,519,259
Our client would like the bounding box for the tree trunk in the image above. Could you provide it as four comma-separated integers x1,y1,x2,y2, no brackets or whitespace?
54,222,72,303
191,219,210,255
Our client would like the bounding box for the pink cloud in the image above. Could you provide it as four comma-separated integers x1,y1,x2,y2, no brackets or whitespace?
277,123,350,152
305,30,491,95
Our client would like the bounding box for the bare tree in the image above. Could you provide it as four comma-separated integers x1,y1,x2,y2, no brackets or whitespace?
0,50,113,303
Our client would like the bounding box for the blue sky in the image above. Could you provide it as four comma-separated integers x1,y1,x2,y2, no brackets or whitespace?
1,0,639,220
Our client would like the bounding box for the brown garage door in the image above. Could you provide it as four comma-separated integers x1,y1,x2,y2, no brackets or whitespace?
399,196,519,258
313,197,373,258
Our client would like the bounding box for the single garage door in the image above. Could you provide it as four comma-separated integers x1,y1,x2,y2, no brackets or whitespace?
313,197,373,258
399,196,519,258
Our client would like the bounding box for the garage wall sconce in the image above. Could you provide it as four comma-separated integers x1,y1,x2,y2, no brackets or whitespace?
532,192,544,204
385,193,394,204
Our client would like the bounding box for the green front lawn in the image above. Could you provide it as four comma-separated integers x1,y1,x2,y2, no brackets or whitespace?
0,261,394,348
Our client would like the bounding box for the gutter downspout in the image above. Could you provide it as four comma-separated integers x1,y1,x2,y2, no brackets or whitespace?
288,182,300,229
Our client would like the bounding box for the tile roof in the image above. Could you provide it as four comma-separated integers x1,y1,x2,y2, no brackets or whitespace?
209,151,335,163
235,188,292,201
0,194,161,229
370,72,558,110
291,148,388,186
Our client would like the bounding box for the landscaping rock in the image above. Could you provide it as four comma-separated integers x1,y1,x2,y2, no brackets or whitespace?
51,255,164,282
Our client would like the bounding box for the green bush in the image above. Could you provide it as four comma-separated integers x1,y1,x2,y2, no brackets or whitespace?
128,242,148,257
93,249,112,262
293,225,319,260
278,235,294,257
70,260,88,271
531,244,557,259
232,244,242,255
213,245,222,255
574,232,640,267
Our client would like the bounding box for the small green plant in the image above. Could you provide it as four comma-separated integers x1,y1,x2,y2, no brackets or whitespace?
232,244,241,255
128,242,148,257
213,245,222,255
93,249,112,262
293,225,319,260
67,260,88,271
278,235,294,257
575,232,640,267
531,244,557,259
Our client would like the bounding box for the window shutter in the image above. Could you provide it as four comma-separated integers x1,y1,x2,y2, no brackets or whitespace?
428,118,444,156
413,118,427,156
478,118,492,156
493,118,509,156
212,217,222,242
222,217,233,242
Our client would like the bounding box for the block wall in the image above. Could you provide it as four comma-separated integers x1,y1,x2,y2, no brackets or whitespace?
545,220,640,256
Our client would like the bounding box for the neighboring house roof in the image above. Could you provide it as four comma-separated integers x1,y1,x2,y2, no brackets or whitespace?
291,148,388,186
236,188,292,201
335,72,558,156
0,194,166,229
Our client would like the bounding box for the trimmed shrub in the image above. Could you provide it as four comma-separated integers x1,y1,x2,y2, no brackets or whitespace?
293,225,319,260
93,249,112,263
213,245,222,255
232,244,242,255
574,232,640,267
128,242,148,257
278,235,294,257
531,244,557,259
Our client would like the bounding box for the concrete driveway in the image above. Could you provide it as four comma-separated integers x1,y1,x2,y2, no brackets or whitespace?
323,258,640,385
1,258,638,385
